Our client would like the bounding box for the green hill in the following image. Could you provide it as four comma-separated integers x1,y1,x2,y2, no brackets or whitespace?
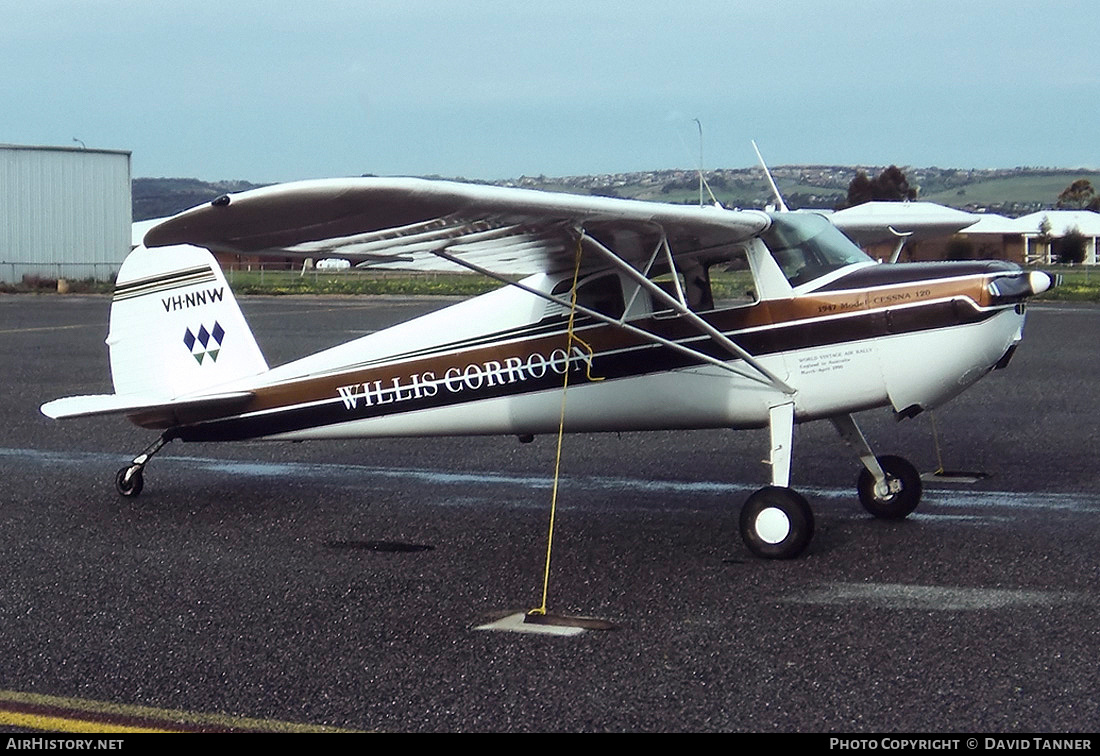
133,177,265,221
133,167,1100,221
919,171,1100,211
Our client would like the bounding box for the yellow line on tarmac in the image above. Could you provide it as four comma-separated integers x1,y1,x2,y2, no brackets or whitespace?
0,689,356,733
0,324,93,335
0,710,171,734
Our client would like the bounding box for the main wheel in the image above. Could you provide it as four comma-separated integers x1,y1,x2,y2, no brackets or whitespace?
115,465,144,497
857,455,921,519
739,486,815,559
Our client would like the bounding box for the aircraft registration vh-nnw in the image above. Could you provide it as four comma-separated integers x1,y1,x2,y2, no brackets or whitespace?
42,176,1055,559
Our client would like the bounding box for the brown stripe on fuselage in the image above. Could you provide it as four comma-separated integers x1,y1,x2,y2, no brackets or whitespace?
163,268,1004,439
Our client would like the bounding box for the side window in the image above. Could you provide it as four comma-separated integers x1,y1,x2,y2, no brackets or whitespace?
682,260,714,312
650,273,685,303
651,260,715,314
551,273,626,319
710,255,758,306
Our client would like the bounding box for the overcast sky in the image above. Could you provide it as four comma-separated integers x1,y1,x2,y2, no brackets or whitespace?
2,0,1098,183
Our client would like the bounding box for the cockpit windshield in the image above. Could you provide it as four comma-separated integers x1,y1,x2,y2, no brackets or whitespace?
762,212,874,287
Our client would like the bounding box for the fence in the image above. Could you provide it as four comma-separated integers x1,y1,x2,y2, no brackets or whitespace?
0,261,120,285
222,264,479,284
0,260,499,297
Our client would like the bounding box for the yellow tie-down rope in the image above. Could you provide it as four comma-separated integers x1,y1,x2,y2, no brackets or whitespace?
529,239,603,618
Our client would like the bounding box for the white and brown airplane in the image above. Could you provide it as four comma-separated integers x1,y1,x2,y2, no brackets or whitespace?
41,177,1054,559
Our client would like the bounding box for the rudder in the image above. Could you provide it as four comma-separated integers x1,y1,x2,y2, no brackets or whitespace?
108,243,268,398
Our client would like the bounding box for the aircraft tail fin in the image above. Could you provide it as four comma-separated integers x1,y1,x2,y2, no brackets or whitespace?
106,242,269,399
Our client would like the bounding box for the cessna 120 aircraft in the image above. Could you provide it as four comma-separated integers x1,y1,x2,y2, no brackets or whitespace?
41,177,1054,559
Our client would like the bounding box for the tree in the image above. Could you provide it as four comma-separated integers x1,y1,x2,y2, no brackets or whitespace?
1056,179,1099,210
945,237,975,260
1036,215,1053,255
844,171,875,207
840,165,918,208
1053,227,1088,264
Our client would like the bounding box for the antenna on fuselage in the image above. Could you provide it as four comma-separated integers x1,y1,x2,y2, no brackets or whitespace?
752,140,789,212
681,118,722,208
693,119,704,206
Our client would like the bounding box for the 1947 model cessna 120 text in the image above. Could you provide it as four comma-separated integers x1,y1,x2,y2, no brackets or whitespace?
42,176,1055,559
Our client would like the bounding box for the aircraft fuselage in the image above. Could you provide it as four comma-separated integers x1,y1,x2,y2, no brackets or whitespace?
159,259,1028,444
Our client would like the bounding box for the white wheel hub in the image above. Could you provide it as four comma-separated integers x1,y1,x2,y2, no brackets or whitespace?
754,507,791,544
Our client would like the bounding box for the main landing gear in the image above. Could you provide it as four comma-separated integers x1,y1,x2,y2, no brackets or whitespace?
737,406,923,559
114,433,173,498
739,485,814,560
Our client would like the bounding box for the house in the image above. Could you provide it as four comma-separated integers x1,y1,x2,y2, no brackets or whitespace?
919,210,1100,265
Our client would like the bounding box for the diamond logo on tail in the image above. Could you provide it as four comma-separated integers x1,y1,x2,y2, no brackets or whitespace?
184,321,226,364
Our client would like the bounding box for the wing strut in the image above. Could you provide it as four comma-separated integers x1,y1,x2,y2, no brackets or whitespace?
428,246,785,389
658,235,689,308
622,235,667,315
579,232,796,395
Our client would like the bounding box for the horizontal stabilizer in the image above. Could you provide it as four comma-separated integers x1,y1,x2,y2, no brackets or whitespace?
41,390,253,422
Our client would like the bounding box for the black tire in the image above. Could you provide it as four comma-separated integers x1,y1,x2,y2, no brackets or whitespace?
739,486,815,559
857,455,921,519
115,466,144,497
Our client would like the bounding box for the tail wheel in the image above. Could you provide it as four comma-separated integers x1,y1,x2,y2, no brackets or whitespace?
115,466,144,497
857,455,921,519
739,486,814,559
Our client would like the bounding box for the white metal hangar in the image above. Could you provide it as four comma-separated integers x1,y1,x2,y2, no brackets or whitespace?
1,144,131,284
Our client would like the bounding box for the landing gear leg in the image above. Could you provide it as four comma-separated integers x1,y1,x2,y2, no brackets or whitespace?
831,414,922,519
115,433,172,498
739,402,815,559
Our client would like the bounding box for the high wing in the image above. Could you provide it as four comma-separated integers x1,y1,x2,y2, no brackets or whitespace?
144,177,797,393
142,177,772,276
